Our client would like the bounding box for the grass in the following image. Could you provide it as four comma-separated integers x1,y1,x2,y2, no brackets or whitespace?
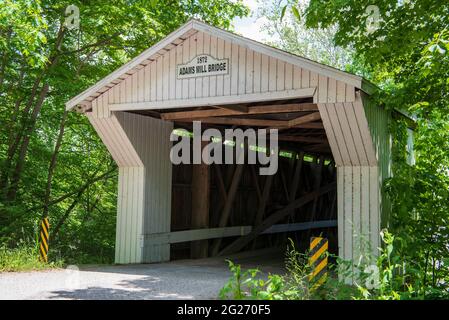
0,245,64,272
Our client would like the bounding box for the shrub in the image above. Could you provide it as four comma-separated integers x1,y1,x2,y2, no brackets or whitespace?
0,243,63,272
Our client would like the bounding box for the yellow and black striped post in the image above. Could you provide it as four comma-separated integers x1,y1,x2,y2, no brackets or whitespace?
39,217,50,262
309,236,328,289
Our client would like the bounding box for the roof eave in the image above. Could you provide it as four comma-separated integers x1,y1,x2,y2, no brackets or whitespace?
65,19,195,111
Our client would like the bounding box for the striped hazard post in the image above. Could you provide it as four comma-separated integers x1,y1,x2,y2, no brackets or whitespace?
309,236,328,289
39,217,50,262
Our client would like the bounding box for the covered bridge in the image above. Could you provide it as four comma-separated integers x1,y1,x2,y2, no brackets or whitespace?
66,19,392,272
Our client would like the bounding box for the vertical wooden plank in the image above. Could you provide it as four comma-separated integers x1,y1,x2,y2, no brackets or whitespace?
132,72,138,102
191,141,210,259
336,81,346,103
238,45,246,95
129,167,137,263
95,95,102,119
268,56,277,92
230,42,239,95
113,81,120,105
310,72,318,87
301,69,309,88
156,56,163,101
123,77,131,102
136,167,144,262
144,65,151,101
343,166,353,279
182,40,189,99
352,166,361,264
115,167,124,262
216,38,224,96
189,34,197,99
175,44,183,99
121,167,129,263
285,63,293,90
346,84,355,102
293,66,301,89
209,35,217,97
261,54,269,92
163,51,169,100
327,77,337,103
369,166,380,257
104,90,111,118
223,39,231,95
277,60,285,91
169,47,176,100
360,166,370,259
337,167,345,259
246,49,253,94
118,79,125,104
150,61,157,101
196,32,204,98
138,68,144,102
253,51,261,93
318,74,328,103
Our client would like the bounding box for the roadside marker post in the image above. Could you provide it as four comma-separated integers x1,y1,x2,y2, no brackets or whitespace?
39,217,50,263
309,236,328,289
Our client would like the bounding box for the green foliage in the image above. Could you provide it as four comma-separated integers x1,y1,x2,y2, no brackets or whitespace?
220,240,357,300
0,243,63,272
220,232,449,300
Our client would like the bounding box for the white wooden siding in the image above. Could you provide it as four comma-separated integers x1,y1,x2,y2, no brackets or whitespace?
362,93,392,228
87,110,173,264
319,93,382,276
116,112,173,263
97,31,355,114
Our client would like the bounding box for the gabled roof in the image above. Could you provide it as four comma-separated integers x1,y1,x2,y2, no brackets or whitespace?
66,19,374,111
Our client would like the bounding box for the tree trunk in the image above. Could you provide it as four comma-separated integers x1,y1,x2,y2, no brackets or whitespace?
42,110,68,219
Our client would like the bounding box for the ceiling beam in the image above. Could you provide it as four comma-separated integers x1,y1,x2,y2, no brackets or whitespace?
288,112,321,127
161,103,318,120
180,117,287,127
278,135,328,144
215,105,248,113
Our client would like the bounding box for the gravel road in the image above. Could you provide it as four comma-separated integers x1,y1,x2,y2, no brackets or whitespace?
0,249,284,300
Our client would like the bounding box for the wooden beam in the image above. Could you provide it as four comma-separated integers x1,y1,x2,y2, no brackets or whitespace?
109,88,317,111
278,135,328,144
211,162,245,255
288,112,321,127
178,113,321,128
216,105,248,113
143,220,337,245
161,103,318,120
179,117,288,127
191,141,210,259
218,182,336,256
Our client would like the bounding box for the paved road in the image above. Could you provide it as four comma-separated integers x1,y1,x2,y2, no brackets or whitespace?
0,249,284,300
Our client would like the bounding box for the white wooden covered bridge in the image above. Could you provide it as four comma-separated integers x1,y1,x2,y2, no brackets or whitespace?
66,19,392,274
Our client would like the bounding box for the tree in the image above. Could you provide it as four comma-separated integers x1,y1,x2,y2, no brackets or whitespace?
257,0,354,71
298,0,449,296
